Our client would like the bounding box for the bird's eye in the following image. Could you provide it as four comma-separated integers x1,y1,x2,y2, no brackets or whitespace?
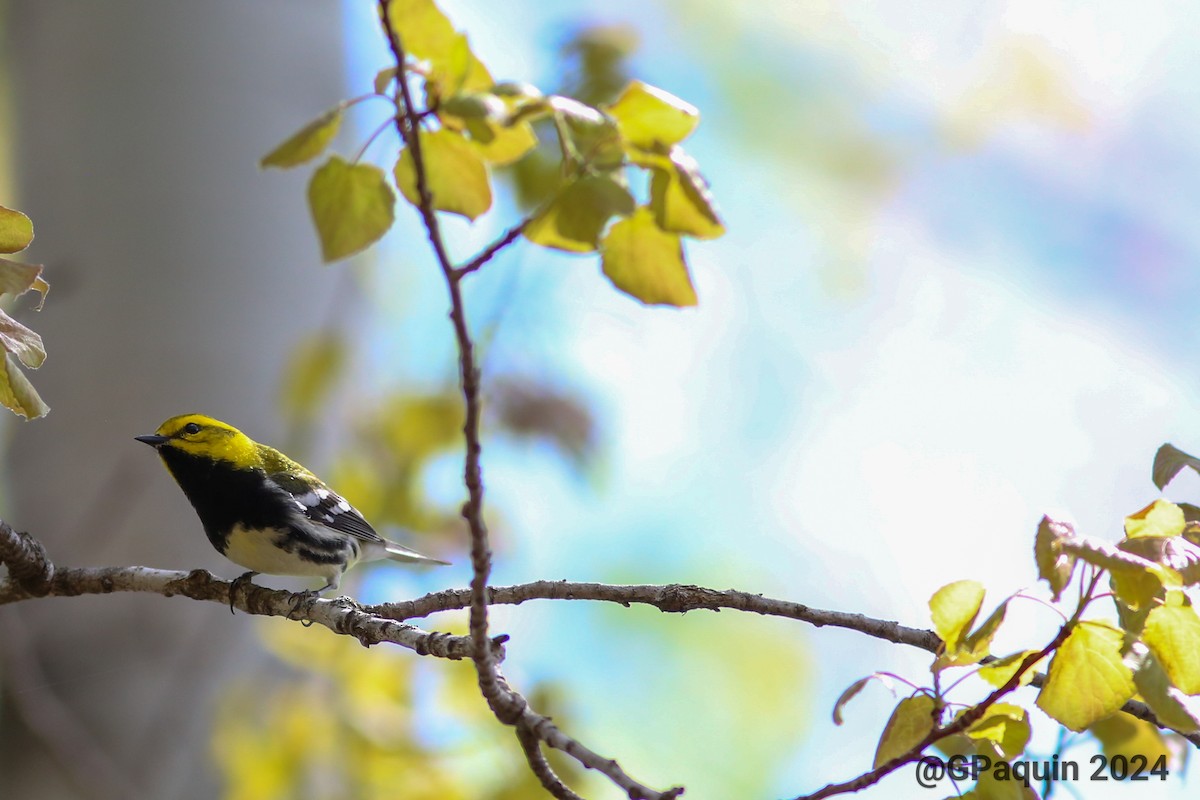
183,422,202,435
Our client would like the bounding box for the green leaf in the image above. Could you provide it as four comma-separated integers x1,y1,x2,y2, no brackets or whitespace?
385,0,491,93
873,693,935,768
492,81,543,100
525,175,634,254
1119,535,1200,586
261,106,343,169
977,650,1041,689
606,80,698,148
1036,621,1135,731
1088,711,1172,762
964,703,1030,761
439,92,506,121
939,598,1012,670
465,119,538,166
1125,499,1186,539
1153,443,1200,490
394,129,492,220
374,67,398,96
307,156,395,262
0,353,49,419
1109,560,1169,614
1034,516,1076,601
1142,599,1200,694
0,259,49,308
1131,649,1200,734
0,206,33,254
600,207,696,307
648,147,725,240
930,580,985,653
962,770,1037,800
279,330,347,426
964,601,1009,657
1062,535,1175,611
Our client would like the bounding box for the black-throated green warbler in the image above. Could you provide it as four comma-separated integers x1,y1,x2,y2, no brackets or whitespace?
136,413,449,592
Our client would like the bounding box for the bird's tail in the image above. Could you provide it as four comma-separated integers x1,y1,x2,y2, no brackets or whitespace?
384,541,451,566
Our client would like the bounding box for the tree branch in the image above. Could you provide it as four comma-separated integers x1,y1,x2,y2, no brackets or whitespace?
374,580,1200,748
376,0,495,685
377,5,681,798
0,521,493,661
455,217,533,279
376,580,941,650
517,725,586,800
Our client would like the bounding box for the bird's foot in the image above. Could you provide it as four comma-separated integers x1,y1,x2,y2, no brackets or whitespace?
228,571,259,615
287,589,321,623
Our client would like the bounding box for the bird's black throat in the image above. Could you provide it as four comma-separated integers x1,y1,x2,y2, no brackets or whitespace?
157,449,293,554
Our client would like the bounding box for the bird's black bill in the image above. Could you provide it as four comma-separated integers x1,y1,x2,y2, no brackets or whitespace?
135,434,170,447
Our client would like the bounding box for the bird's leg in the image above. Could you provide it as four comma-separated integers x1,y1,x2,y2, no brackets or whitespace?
228,570,259,615
286,584,325,623
289,592,324,624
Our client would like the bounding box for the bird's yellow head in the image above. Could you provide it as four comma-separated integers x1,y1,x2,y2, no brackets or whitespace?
135,414,260,467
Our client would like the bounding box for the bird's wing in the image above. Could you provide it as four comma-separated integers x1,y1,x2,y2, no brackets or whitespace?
269,468,384,544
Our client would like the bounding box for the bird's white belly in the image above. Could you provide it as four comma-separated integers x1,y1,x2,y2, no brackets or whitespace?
223,524,340,579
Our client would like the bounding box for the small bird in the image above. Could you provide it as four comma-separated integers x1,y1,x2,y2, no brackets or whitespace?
136,413,449,593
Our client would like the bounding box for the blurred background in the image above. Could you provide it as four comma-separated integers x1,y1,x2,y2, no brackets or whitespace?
3,0,1200,798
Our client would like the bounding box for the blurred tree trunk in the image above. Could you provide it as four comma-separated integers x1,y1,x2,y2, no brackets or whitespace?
1,2,348,797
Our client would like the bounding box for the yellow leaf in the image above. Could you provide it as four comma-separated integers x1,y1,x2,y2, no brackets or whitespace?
1125,499,1186,539
1131,650,1200,733
394,130,492,220
307,156,395,262
606,80,698,148
874,693,935,768
0,353,49,419
279,330,347,425
1034,516,1076,601
977,650,1041,689
0,258,49,307
1036,621,1135,731
386,0,491,93
929,580,985,653
1142,602,1200,694
261,106,343,169
0,206,33,254
525,175,634,253
1089,712,1171,762
466,119,538,166
649,151,725,240
601,207,697,307
964,703,1030,761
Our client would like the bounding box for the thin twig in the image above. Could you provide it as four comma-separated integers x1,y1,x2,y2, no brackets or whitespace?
517,719,586,800
455,217,533,279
